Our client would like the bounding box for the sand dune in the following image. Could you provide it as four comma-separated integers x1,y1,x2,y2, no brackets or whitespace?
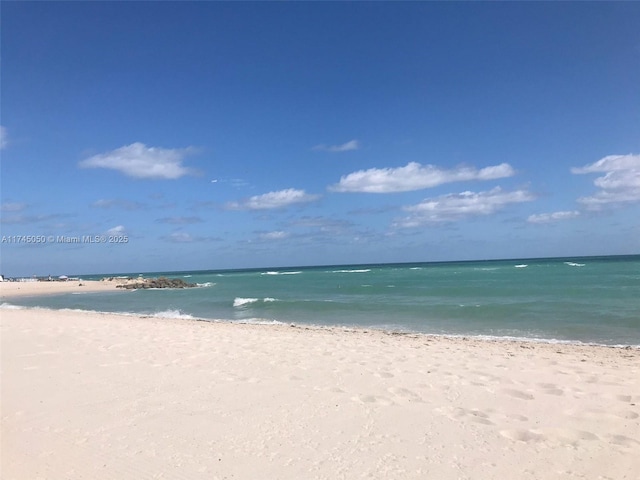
1,307,639,479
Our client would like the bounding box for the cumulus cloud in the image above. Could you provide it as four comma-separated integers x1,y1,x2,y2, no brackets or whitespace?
79,142,197,179
313,139,360,153
572,154,640,209
571,154,640,175
0,126,8,150
225,188,321,211
330,162,515,193
527,211,581,224
396,187,534,227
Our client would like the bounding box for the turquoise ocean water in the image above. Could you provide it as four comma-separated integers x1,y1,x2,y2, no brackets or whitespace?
3,256,640,346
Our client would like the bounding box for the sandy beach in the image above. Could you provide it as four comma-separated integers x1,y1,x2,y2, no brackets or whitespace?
0,279,119,299
1,285,639,479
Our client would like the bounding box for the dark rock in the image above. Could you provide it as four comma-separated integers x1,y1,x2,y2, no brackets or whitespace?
116,277,197,290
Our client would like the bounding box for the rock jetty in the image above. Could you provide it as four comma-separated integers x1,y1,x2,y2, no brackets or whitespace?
111,277,197,290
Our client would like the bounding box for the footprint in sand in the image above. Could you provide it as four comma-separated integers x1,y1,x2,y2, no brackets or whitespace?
537,383,564,396
580,408,640,421
387,387,424,403
506,413,529,422
459,408,494,426
541,428,599,446
607,434,640,447
437,407,495,426
499,429,544,443
351,394,395,406
502,388,534,400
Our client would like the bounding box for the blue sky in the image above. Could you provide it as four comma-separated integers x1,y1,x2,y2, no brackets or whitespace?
1,2,639,276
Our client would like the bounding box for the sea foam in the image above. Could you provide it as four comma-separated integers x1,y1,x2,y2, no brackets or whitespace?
0,302,24,310
234,297,259,307
331,269,371,273
233,297,278,307
261,271,302,276
151,309,195,320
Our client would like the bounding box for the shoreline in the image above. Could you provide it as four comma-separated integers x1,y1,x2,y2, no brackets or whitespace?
2,306,639,479
2,279,639,348
3,302,639,350
2,304,637,353
2,278,639,349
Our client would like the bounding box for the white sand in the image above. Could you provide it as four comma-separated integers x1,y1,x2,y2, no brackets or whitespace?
1,306,639,479
0,279,118,299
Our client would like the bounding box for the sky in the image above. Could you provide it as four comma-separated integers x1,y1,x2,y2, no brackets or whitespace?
1,1,639,276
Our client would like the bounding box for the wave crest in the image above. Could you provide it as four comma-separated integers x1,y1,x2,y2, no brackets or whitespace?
0,303,24,310
261,271,302,276
331,269,371,273
233,297,278,307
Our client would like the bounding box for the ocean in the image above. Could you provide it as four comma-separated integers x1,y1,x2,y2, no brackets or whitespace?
4,255,640,347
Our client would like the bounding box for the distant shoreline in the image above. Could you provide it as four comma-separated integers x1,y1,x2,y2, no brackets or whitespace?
7,253,639,282
0,279,120,299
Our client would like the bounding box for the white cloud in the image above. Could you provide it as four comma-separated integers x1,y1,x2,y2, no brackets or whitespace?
226,188,321,210
79,142,197,179
396,187,534,227
211,178,250,188
259,231,290,240
572,154,640,209
0,202,27,212
163,231,220,243
92,199,145,210
106,225,126,235
527,211,580,224
166,232,195,243
313,139,360,153
0,126,8,150
330,162,515,193
571,154,640,174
